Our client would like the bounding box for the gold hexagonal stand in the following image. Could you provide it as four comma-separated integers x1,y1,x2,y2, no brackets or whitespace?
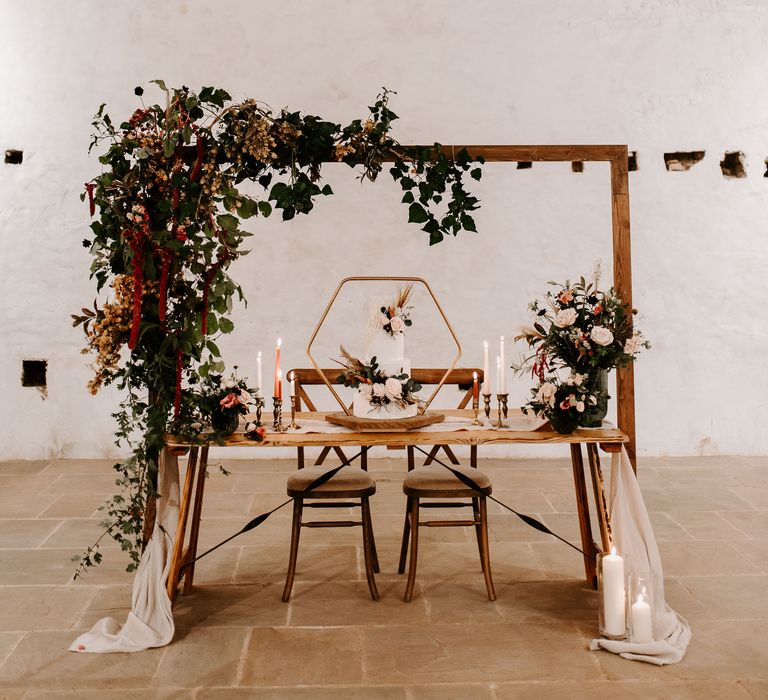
306,276,462,431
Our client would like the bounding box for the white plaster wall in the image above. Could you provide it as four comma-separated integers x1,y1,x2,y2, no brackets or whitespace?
1,0,767,459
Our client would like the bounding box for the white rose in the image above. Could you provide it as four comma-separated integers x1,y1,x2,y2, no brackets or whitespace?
553,308,577,328
576,401,585,413
565,372,584,386
389,315,405,333
359,384,373,398
624,332,643,355
385,377,403,398
224,380,236,389
537,382,557,407
590,326,614,346
372,383,386,398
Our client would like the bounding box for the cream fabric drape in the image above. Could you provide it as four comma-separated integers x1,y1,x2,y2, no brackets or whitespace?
589,447,691,664
69,450,179,653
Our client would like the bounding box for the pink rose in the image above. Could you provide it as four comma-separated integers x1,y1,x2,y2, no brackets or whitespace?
389,315,405,333
220,392,241,409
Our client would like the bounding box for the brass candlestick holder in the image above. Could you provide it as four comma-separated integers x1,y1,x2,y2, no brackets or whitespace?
495,393,508,428
272,396,287,432
255,398,263,427
482,393,492,421
471,396,482,425
289,395,301,430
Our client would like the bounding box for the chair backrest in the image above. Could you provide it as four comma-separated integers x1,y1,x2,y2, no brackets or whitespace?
289,368,484,413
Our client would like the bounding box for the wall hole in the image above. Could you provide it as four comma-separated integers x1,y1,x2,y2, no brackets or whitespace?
516,161,532,170
720,151,746,178
22,360,47,388
628,151,638,172
4,149,23,164
664,151,705,171
763,157,768,178
571,161,584,173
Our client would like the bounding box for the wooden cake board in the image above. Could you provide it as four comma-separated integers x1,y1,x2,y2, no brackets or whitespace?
325,411,445,432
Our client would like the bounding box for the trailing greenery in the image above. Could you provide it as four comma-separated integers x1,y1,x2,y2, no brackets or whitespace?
73,82,484,576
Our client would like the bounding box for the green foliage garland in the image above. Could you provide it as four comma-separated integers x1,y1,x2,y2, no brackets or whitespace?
73,82,483,575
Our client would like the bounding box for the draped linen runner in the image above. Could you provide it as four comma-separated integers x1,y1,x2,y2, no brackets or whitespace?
69,449,180,653
589,446,691,664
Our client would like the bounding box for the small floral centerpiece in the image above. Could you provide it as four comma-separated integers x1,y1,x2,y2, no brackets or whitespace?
380,284,414,337
515,264,650,428
336,347,422,413
194,371,263,436
522,372,598,434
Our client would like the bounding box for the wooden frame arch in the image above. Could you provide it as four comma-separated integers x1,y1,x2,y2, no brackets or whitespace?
379,144,637,467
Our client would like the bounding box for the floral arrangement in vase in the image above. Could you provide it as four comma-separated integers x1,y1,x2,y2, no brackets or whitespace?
522,372,598,434
191,371,264,436
380,284,414,337
515,264,649,429
336,347,422,412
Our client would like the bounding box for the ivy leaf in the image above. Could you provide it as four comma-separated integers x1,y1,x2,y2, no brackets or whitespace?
219,317,235,334
321,184,333,196
401,191,414,204
408,203,429,224
461,214,477,232
257,201,272,218
470,168,482,181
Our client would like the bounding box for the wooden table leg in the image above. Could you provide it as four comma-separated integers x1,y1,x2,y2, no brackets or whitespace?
587,443,613,552
166,446,199,602
183,446,209,594
570,444,598,588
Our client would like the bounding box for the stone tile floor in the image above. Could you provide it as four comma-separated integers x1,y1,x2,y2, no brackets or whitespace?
0,455,766,698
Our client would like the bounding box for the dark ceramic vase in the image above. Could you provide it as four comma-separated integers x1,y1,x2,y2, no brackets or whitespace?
580,370,609,428
549,410,580,435
211,410,240,434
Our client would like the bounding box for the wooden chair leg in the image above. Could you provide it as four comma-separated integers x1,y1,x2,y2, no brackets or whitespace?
470,444,478,469
404,497,420,602
183,446,209,594
407,446,415,471
441,445,461,465
478,497,496,601
166,447,199,602
314,446,332,466
281,498,303,602
360,496,380,601
398,496,412,574
367,504,380,574
360,446,368,471
472,497,485,572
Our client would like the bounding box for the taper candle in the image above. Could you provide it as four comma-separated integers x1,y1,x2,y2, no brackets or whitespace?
256,351,263,395
274,338,282,397
482,340,490,394
472,371,479,401
276,369,283,401
499,336,506,393
288,370,296,398
495,355,501,395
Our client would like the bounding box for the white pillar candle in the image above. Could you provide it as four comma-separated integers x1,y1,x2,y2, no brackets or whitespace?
482,340,490,395
499,336,506,393
631,588,653,643
256,351,263,395
602,547,626,637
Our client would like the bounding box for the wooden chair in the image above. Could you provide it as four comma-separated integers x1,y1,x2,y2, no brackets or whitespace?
399,463,496,602
282,464,380,602
290,367,483,470
290,368,368,471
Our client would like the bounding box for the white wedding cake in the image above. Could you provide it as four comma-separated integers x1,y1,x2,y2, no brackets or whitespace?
352,294,418,419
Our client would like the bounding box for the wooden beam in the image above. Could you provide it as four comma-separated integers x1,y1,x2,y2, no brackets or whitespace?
383,144,628,163
610,149,637,471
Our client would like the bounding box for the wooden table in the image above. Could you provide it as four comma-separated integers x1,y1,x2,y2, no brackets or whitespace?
164,409,627,600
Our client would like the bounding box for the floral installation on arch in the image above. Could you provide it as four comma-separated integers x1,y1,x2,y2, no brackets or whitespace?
336,347,423,412
71,81,484,576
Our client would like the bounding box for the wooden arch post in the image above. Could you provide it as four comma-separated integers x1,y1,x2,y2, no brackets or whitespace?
377,144,637,469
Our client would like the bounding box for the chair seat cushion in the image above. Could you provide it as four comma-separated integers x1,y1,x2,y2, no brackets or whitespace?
287,465,375,497
403,464,492,497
